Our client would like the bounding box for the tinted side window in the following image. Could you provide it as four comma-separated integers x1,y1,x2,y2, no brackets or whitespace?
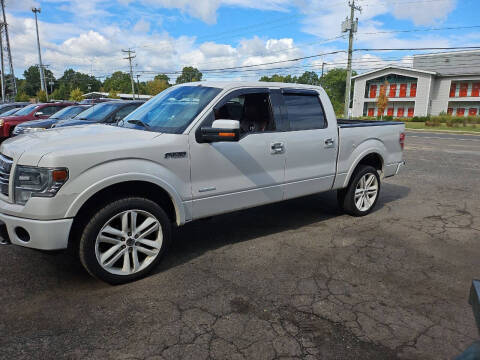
284,94,326,130
41,106,61,116
114,104,140,122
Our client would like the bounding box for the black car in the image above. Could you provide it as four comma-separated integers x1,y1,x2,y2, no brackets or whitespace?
53,100,144,128
0,102,29,115
13,105,92,135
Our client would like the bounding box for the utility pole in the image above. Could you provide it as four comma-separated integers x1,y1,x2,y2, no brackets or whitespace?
0,0,17,99
342,0,361,118
321,62,325,78
122,49,136,99
32,7,47,96
136,74,140,98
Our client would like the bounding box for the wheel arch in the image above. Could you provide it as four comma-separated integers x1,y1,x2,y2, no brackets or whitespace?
343,151,384,188
66,177,186,252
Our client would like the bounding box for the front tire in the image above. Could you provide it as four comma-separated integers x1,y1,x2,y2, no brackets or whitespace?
79,197,171,284
338,165,381,217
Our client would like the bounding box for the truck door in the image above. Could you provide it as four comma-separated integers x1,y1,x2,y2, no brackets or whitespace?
188,88,287,220
280,88,338,199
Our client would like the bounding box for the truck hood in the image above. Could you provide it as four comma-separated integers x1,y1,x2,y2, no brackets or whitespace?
0,124,160,165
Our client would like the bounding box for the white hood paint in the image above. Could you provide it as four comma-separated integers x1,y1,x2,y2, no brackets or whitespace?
1,124,160,166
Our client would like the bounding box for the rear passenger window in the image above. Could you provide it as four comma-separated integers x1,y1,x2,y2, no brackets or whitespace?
284,94,326,130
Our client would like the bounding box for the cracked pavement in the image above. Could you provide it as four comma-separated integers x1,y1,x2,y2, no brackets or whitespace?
1,131,479,359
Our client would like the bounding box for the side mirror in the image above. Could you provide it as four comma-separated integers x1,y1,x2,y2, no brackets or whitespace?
34,111,44,117
198,119,240,143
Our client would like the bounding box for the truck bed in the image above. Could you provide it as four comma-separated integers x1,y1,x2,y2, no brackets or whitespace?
337,119,404,128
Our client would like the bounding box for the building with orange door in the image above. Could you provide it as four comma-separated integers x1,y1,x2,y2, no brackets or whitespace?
352,50,480,118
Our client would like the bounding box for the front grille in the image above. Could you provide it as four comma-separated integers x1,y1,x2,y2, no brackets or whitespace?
0,154,13,196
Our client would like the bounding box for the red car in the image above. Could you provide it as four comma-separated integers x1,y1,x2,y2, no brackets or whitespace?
0,102,74,139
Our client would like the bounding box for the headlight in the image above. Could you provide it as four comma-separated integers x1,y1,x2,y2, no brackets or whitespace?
0,119,3,127
14,166,68,205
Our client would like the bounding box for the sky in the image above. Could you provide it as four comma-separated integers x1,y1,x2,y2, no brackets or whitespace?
6,0,480,82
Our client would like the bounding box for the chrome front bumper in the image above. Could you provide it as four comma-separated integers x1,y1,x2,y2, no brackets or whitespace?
0,212,73,250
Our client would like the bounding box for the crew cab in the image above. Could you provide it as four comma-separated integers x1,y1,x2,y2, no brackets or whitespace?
0,102,73,140
0,82,405,284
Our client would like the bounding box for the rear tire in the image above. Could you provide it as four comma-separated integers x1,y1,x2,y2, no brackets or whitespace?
79,197,171,284
338,165,380,217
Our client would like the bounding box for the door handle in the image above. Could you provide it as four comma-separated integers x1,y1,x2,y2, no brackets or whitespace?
271,142,285,154
324,138,335,148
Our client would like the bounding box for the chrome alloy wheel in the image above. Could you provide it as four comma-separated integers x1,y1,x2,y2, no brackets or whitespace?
95,210,163,275
354,173,379,212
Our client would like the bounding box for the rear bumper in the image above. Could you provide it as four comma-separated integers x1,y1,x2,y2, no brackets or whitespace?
0,212,72,250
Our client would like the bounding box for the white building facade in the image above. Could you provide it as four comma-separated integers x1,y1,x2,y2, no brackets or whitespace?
352,50,480,118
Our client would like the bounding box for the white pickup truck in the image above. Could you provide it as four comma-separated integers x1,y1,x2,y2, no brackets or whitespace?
0,82,405,283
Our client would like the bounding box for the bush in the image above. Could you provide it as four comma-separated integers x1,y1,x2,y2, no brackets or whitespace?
425,117,441,127
36,90,47,102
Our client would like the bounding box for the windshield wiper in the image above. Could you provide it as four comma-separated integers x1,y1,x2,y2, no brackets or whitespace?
127,119,150,128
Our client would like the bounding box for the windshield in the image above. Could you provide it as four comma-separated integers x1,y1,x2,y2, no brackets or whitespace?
13,104,38,116
50,106,88,119
120,86,221,133
74,102,120,121
0,108,20,116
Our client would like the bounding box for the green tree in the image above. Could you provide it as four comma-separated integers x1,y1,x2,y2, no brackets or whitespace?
297,71,320,85
15,91,30,102
146,79,169,96
23,66,55,96
176,67,202,84
154,74,171,84
319,68,357,116
103,71,132,93
69,87,84,102
51,83,69,100
36,90,47,102
58,69,102,94
108,90,120,99
259,74,298,83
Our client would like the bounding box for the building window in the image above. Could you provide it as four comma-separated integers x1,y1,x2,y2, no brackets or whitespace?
389,84,397,98
472,83,480,97
450,83,456,97
447,108,453,115
459,83,468,97
397,108,405,117
368,108,374,117
399,84,407,98
469,108,478,116
457,108,465,116
369,85,377,98
410,83,417,97
408,108,414,117
387,108,394,116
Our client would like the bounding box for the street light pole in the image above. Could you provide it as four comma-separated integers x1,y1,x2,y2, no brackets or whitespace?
32,7,47,98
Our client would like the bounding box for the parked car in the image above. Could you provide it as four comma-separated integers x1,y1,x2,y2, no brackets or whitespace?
53,100,144,128
12,105,92,136
0,82,405,284
0,102,29,116
79,98,115,105
0,102,74,140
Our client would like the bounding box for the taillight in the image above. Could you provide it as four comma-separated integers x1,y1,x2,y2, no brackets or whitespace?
399,132,405,150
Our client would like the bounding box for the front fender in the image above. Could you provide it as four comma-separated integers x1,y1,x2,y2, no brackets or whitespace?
60,159,190,225
65,172,187,225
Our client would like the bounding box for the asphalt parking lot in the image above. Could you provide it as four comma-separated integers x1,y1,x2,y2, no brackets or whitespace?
1,130,479,359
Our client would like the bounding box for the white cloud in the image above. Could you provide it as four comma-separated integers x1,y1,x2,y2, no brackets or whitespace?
389,0,457,25
133,18,151,33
